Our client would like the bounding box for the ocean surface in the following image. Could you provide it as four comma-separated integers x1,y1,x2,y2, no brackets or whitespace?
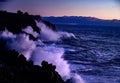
53,24,120,83
1,21,120,83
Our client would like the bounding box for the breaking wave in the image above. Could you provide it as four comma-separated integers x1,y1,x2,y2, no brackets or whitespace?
0,21,84,83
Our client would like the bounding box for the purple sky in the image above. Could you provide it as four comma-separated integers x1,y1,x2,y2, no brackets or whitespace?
0,0,120,19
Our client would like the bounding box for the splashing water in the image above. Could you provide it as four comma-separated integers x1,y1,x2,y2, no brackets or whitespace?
30,45,70,80
36,21,60,41
71,73,85,83
36,21,77,41
0,21,85,83
0,30,36,60
22,26,39,38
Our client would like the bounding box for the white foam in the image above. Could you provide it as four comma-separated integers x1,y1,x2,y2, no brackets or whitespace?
0,30,36,60
58,31,77,39
71,73,85,83
22,26,39,38
36,22,60,41
0,21,85,83
36,21,77,41
31,45,71,80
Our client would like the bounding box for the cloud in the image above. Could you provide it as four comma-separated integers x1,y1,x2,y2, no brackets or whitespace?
0,0,12,9
115,0,120,4
0,0,8,8
0,0,8,2
114,0,120,9
0,0,42,13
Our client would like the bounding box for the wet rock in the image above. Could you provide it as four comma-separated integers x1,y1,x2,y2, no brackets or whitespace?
0,50,65,83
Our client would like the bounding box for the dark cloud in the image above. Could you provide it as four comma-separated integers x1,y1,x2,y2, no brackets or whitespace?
0,0,8,2
115,0,120,9
115,0,120,4
0,0,10,9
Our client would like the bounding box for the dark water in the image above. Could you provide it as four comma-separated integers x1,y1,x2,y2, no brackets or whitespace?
56,24,120,83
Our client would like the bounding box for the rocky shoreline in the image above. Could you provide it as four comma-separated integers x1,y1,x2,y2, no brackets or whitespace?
0,11,65,83
0,50,65,83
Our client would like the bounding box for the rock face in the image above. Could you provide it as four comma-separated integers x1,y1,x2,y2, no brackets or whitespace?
0,10,64,83
0,50,65,83
43,20,56,31
0,11,57,40
0,10,41,40
0,10,40,34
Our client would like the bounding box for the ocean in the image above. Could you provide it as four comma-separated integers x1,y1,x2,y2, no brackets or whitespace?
54,24,120,83
1,21,120,83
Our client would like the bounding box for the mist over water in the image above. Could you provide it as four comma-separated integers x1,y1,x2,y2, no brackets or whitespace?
31,46,71,80
0,30,36,60
0,21,84,83
36,21,76,41
36,21,60,41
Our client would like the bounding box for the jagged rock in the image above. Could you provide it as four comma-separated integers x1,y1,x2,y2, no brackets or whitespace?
0,50,65,83
0,10,63,83
0,10,40,40
43,20,56,31
0,10,57,40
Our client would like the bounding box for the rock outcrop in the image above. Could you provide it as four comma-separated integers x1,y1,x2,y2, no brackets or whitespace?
0,10,57,40
43,20,56,31
0,10,40,34
0,10,64,83
0,50,65,83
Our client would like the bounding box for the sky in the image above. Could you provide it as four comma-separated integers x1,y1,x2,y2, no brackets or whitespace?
0,0,120,20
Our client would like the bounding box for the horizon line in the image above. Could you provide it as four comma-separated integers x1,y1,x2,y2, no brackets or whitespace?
42,15,120,20
1,10,120,20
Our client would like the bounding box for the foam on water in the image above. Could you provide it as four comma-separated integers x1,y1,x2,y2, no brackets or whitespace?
0,21,85,83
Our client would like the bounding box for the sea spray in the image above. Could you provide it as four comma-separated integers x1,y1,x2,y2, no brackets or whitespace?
58,31,77,39
36,21,77,41
0,30,71,80
30,45,71,80
0,21,85,83
22,26,39,38
36,21,60,41
0,30,36,60
67,73,85,83
31,45,85,83
34,21,85,83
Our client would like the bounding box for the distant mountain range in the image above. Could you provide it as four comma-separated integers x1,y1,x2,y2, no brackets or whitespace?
42,16,120,27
